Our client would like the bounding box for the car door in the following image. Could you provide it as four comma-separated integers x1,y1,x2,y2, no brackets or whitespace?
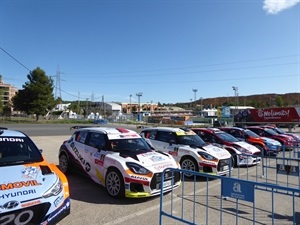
71,130,90,173
148,130,173,152
84,131,107,185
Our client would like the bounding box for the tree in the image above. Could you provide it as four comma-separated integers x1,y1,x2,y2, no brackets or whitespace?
276,95,284,107
12,67,56,121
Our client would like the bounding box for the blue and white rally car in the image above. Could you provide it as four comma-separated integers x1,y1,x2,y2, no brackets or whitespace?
0,128,70,225
58,126,181,198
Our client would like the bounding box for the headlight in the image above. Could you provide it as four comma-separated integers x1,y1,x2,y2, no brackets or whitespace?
126,162,150,175
198,152,216,161
43,178,63,198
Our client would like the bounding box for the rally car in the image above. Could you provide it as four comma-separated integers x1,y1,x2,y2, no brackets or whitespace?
192,128,262,167
139,127,232,177
219,126,281,156
58,126,181,198
0,128,70,225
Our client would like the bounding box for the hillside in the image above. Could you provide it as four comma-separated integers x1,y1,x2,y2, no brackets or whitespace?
175,93,300,109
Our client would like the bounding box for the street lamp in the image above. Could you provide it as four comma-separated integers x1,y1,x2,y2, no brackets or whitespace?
192,89,198,101
129,94,132,113
232,86,238,122
200,97,203,117
136,92,143,112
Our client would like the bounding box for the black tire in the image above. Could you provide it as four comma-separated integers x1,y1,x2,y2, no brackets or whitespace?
180,157,199,178
59,153,71,174
105,169,125,198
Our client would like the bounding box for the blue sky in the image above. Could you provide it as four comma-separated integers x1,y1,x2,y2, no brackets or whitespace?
0,0,300,105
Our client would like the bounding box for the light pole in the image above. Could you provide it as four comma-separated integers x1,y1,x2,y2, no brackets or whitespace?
232,86,238,122
192,89,198,101
200,97,203,117
129,94,132,113
136,92,143,122
136,92,143,112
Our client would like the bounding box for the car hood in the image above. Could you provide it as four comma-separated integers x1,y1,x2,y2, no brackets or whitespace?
135,151,177,168
261,137,282,146
274,134,295,141
235,141,260,153
0,164,58,202
201,144,231,159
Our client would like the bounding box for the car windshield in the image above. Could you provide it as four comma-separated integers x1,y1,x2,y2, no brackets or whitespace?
216,132,239,142
265,128,278,135
177,134,206,147
244,129,260,138
273,127,285,134
109,138,152,152
0,136,43,166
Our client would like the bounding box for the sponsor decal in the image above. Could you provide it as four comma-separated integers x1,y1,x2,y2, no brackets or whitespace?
130,175,148,181
47,200,70,223
0,180,40,190
119,134,139,138
95,154,105,166
70,142,90,172
149,156,164,162
168,151,178,157
154,163,175,171
0,138,24,142
199,161,217,166
54,195,64,207
21,200,41,208
0,189,37,199
21,166,39,179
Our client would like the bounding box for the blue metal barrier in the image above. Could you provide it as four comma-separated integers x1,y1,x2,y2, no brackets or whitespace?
159,168,300,225
227,151,300,190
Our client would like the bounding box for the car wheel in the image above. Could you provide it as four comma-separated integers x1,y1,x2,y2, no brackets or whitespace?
59,153,70,174
105,169,125,198
180,157,199,178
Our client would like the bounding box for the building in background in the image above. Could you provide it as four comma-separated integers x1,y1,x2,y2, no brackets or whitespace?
0,78,18,107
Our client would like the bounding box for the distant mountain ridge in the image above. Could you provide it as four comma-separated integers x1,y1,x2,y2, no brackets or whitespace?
175,93,300,108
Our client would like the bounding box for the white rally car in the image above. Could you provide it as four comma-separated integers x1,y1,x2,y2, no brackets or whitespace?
0,128,70,225
58,126,181,198
140,127,232,177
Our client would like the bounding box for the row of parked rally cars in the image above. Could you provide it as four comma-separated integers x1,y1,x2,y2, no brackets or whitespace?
0,125,299,224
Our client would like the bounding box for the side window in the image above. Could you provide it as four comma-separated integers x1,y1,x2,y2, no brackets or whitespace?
87,132,106,149
142,130,157,140
76,131,88,144
156,131,176,143
200,133,210,142
234,130,242,138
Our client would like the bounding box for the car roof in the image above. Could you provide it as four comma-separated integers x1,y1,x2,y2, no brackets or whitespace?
221,127,245,131
72,126,141,139
192,127,225,134
0,128,26,137
142,127,188,132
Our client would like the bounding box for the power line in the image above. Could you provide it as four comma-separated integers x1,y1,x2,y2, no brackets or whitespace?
0,46,31,72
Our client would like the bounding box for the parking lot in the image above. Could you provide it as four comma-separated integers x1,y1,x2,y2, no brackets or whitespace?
6,124,300,225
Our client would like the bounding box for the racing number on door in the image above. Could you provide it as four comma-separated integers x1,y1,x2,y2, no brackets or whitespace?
0,210,34,225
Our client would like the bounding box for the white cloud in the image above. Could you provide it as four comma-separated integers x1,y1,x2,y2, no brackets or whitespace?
263,0,300,14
